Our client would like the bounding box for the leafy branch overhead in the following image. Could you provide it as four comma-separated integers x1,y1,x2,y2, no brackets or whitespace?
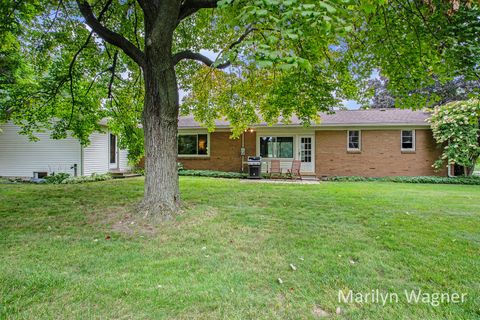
0,0,353,147
1,0,479,156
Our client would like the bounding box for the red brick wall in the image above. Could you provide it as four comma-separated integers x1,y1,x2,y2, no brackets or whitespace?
179,131,256,172
138,128,445,177
315,129,446,177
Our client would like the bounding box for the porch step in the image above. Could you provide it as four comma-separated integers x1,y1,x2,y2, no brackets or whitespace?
109,171,142,179
301,175,319,181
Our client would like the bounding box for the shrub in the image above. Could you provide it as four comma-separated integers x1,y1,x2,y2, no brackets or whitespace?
179,170,247,179
61,173,112,184
429,99,480,174
132,167,145,175
45,173,112,184
44,172,71,184
0,178,12,184
327,175,480,185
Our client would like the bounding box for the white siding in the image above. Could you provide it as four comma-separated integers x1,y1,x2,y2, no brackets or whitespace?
0,123,130,177
118,149,130,171
83,132,109,176
0,122,81,177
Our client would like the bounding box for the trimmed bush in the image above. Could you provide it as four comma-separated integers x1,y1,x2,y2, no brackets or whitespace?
327,175,480,185
61,173,112,184
129,168,246,179
44,172,71,184
45,173,112,184
0,178,12,184
179,169,247,179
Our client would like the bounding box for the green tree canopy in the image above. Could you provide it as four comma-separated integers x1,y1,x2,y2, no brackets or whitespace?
348,0,480,108
3,0,478,145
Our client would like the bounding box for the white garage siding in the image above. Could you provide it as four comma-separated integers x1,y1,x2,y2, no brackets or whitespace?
118,149,130,171
0,122,81,177
81,131,130,175
0,123,130,177
82,132,110,176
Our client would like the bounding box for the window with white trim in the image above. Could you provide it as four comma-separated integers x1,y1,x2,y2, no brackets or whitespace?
259,136,294,158
401,130,415,151
347,130,361,151
178,134,209,155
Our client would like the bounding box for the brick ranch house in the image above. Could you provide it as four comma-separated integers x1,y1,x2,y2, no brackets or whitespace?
175,109,448,177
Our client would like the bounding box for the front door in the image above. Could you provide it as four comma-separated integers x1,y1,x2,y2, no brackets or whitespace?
109,133,118,170
298,136,314,173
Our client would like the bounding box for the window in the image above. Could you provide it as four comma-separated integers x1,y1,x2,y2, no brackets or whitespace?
33,172,48,179
401,130,415,151
109,134,117,164
178,134,208,155
260,136,293,158
347,130,361,151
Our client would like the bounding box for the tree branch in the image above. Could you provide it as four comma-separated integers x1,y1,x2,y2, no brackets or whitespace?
172,25,255,67
136,0,157,22
76,0,145,67
66,0,114,128
172,50,231,68
178,0,217,22
67,30,94,127
37,0,63,45
108,51,119,99
133,2,141,48
136,0,147,11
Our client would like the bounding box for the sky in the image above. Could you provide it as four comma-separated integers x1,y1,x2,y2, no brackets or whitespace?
343,100,361,110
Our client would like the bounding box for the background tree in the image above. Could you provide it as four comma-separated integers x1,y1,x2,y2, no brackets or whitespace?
0,2,41,121
348,0,480,109
363,76,396,109
364,76,480,109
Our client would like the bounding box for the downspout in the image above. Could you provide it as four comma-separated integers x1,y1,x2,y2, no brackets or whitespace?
117,142,120,170
446,138,453,177
80,144,84,176
241,132,245,172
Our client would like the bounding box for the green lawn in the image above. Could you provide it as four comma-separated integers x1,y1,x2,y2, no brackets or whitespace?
1,178,479,319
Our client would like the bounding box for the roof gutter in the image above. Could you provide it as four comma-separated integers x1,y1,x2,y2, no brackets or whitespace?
178,123,431,130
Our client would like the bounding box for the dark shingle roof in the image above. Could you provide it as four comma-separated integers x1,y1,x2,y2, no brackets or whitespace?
178,109,431,129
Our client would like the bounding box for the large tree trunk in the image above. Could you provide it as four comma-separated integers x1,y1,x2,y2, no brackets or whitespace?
131,0,183,219
76,0,184,218
140,16,180,218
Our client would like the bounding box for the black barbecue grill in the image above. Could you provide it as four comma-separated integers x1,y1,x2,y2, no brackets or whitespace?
247,156,262,179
